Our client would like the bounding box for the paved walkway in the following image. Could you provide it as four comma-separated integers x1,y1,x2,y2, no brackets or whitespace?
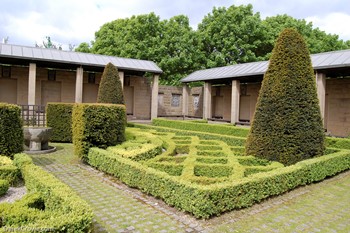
30,143,350,233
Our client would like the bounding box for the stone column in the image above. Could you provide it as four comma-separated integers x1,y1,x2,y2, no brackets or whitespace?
203,82,212,119
119,71,124,90
231,80,241,124
75,67,83,103
28,63,36,105
182,84,189,117
316,72,326,126
151,74,159,119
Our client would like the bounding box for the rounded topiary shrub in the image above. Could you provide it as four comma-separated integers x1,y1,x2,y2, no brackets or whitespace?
97,62,124,104
0,103,23,157
245,28,325,166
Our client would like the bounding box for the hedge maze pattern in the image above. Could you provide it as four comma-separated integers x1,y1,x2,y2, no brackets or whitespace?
111,128,283,185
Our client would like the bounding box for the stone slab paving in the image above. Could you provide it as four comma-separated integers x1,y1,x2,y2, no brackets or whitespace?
30,143,350,233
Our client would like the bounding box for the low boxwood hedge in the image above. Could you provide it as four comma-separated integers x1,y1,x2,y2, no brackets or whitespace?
153,118,250,137
72,103,126,160
128,123,246,147
0,156,20,185
106,128,163,161
0,153,93,232
0,179,9,196
46,102,74,142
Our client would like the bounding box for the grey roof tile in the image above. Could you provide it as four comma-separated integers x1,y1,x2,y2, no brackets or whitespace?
182,49,350,82
0,43,162,73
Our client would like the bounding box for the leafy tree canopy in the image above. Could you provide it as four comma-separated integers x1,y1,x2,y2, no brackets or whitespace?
76,4,350,85
198,4,265,68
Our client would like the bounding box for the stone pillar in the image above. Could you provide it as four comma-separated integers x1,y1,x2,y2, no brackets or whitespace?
75,67,83,103
231,80,241,124
119,71,124,90
203,82,212,120
316,72,326,126
28,63,36,105
151,74,159,119
182,84,189,117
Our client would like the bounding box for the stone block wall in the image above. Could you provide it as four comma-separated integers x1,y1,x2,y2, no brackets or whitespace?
325,78,350,137
158,85,183,116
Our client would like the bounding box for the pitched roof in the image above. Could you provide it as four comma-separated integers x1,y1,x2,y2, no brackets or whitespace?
0,43,162,74
181,49,350,83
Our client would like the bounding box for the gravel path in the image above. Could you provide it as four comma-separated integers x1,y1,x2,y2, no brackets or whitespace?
0,186,27,203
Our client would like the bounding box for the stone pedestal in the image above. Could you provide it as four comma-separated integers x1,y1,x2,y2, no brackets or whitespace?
23,127,52,151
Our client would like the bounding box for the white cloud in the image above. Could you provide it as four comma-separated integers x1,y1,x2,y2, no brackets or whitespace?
0,0,349,49
306,13,350,40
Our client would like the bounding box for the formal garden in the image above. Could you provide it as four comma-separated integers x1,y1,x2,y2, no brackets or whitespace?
1,29,350,231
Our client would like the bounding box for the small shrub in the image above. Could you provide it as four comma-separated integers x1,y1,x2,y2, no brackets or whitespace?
196,145,222,151
244,167,274,177
0,179,9,196
238,157,272,166
97,62,124,104
158,157,187,163
197,151,226,157
196,157,228,164
72,103,126,160
0,103,23,157
194,165,232,178
0,156,20,185
147,163,184,176
46,103,74,142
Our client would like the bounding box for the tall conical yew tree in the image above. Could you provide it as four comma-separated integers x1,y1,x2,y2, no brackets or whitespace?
97,62,124,104
245,28,325,166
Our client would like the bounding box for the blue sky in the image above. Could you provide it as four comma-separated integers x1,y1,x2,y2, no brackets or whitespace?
1,0,349,50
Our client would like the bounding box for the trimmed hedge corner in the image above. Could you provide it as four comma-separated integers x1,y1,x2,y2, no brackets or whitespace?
0,153,93,232
46,102,74,142
0,179,9,196
0,156,20,185
72,103,126,160
0,103,23,157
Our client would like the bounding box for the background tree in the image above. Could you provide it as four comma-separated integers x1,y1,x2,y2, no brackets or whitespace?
97,62,124,104
260,14,350,59
158,15,206,85
76,4,350,85
75,42,92,53
198,4,265,68
92,13,163,58
245,28,325,166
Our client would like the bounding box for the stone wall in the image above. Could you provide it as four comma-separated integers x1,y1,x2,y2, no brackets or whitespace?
158,85,183,116
325,78,350,137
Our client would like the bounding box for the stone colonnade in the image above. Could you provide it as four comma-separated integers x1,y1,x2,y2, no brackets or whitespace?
26,63,159,119
182,72,327,127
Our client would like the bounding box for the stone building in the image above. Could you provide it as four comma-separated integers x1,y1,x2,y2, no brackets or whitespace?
180,49,350,137
0,43,161,120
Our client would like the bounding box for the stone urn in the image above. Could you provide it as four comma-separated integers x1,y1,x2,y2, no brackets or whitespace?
23,127,52,151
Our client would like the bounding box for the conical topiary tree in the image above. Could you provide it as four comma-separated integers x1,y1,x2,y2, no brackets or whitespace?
97,62,124,104
245,28,325,166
